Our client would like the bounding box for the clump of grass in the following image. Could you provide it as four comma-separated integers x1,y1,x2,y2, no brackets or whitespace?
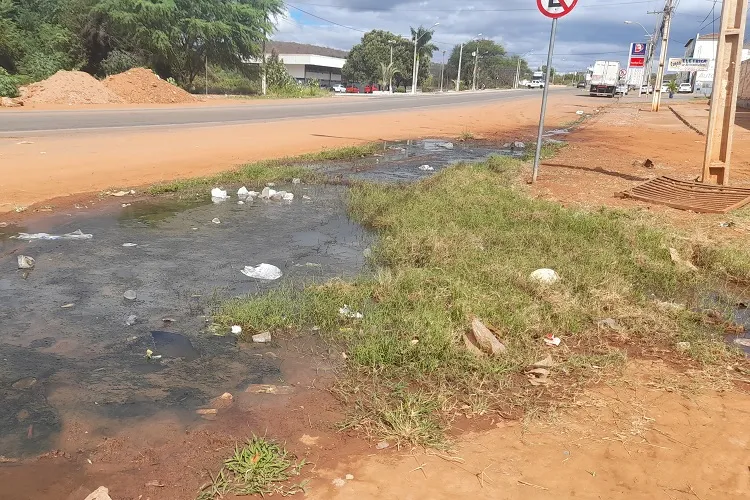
458,130,475,141
215,154,747,446
147,143,380,196
197,436,307,500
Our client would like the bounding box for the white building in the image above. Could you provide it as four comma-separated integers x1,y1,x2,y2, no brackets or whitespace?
681,34,750,95
249,41,348,87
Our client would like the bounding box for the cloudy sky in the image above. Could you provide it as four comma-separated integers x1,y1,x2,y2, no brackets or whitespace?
273,0,735,72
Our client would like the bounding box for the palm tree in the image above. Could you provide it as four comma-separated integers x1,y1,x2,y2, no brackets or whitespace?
410,25,438,87
380,62,399,90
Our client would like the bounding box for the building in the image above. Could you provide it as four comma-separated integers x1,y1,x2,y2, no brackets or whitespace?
681,34,750,95
249,41,348,87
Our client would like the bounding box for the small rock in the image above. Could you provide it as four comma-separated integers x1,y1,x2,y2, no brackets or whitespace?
526,367,550,386
576,110,584,115
252,331,272,343
332,478,346,488
144,480,165,487
17,255,35,269
292,178,301,184
532,354,555,368
513,141,526,149
125,315,137,326
502,142,511,148
12,377,37,390
122,243,138,247
669,247,697,271
231,325,242,335
418,165,434,171
123,290,137,301
210,392,234,409
437,141,454,149
302,195,312,200
471,318,506,356
529,268,559,284
597,318,618,330
267,182,276,187
376,440,390,450
299,434,319,446
245,384,294,395
345,474,354,480
83,486,112,500
195,408,218,415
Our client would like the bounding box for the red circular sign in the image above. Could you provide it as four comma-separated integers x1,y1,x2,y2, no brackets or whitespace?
537,0,578,19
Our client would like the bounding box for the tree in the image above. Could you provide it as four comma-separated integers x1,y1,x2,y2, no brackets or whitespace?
343,30,409,86
92,0,283,87
409,25,437,89
264,49,294,89
379,62,399,89
444,39,519,89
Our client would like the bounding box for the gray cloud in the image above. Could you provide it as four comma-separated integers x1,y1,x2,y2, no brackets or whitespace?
275,0,741,72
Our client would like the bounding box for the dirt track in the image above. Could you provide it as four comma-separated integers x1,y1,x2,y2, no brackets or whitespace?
0,93,588,213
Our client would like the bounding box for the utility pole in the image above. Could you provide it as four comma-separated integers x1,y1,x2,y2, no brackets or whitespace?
472,49,479,91
261,41,267,96
701,0,749,185
205,55,208,95
439,50,446,92
456,44,463,92
389,40,395,92
651,0,674,111
514,57,521,89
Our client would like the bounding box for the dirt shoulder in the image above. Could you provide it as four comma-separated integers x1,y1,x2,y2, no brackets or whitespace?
0,93,592,214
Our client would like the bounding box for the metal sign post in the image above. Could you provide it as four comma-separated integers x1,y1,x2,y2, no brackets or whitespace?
532,0,577,183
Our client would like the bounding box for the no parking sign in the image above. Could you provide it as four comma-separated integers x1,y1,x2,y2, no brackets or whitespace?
536,0,578,19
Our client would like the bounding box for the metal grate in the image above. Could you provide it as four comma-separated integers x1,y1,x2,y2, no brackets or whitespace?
617,176,750,213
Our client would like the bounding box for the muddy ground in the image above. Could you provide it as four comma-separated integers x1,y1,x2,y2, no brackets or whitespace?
2,94,750,499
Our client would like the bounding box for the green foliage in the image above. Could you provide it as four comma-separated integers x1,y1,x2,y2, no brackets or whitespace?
445,39,522,89
264,50,294,90
667,80,679,93
0,67,19,97
206,65,259,95
379,61,399,88
100,49,140,76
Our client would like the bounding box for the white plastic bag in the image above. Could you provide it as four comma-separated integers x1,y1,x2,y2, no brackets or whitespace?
241,263,282,280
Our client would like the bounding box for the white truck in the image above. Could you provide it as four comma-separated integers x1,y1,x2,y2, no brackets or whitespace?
527,70,545,89
589,60,621,97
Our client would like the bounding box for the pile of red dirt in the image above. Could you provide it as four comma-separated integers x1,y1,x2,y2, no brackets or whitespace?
20,70,122,105
103,68,197,104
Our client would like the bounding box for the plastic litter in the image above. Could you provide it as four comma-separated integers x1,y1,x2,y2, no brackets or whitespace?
252,332,272,343
14,229,92,241
260,187,277,199
210,187,228,200
109,190,135,197
734,338,750,347
237,186,250,198
231,325,242,335
241,263,282,280
345,474,354,480
122,243,138,247
237,200,245,205
576,110,584,115
211,218,221,224
418,165,434,171
376,441,390,450
719,221,735,228
292,178,301,184
339,305,363,319
282,192,294,201
544,334,561,346
302,195,312,200
513,141,526,149
437,141,454,149
123,290,137,300
529,268,559,284
61,303,75,308
17,255,35,269
125,315,137,326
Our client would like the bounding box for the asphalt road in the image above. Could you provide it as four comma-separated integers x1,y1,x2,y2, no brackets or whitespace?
0,89,566,136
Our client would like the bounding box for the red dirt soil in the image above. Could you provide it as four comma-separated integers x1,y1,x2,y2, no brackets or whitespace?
103,68,197,104
20,71,122,105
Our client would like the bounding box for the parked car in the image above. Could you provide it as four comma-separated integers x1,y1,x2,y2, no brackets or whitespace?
678,82,693,93
615,84,629,96
332,84,346,93
345,85,360,93
640,84,653,94
364,84,379,93
660,83,669,93
577,81,586,88
527,79,545,89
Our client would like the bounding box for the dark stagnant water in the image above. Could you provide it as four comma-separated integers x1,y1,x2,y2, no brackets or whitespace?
0,139,522,458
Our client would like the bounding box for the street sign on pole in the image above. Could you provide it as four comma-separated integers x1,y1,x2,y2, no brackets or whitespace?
532,0,578,183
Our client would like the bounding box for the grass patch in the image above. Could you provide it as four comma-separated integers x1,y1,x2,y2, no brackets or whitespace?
215,154,748,447
197,436,307,499
146,143,380,196
458,130,475,141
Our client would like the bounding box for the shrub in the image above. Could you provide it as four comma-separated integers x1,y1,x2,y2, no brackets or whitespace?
0,67,19,97
100,50,140,76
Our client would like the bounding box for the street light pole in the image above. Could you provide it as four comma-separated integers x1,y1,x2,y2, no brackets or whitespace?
456,44,463,91
440,50,446,92
514,51,532,89
472,49,479,90
389,40,395,92
411,22,439,95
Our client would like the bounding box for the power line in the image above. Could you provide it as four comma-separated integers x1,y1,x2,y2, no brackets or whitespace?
287,4,367,32
291,0,660,13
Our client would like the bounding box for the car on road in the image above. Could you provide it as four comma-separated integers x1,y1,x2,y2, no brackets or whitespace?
577,81,587,88
615,84,629,96
332,84,346,93
345,85,360,93
527,79,545,89
678,82,693,93
640,84,653,94
364,84,379,93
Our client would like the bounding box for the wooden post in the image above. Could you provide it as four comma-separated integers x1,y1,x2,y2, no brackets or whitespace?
701,0,749,185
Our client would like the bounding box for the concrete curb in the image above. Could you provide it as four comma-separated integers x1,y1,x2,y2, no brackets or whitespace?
668,105,705,136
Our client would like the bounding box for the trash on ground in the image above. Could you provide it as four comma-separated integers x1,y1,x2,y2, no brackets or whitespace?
241,263,282,280
437,141,454,149
125,315,137,326
17,255,35,269
576,110,584,115
12,377,37,390
196,408,218,415
252,331,272,343
267,182,276,187
210,188,228,203
471,318,506,356
676,341,691,351
526,367,550,386
144,480,165,488
162,317,175,323
231,325,242,335
544,334,561,346
418,165,434,171
339,305,364,319
245,384,293,394
529,268,559,284
734,338,750,347
211,218,221,224
345,474,354,480
719,221,735,228
122,243,138,247
121,204,131,208
655,300,686,311
61,303,75,308
83,486,112,500
376,441,390,450
210,392,234,409
14,229,92,240
123,289,137,300
109,190,135,197
282,192,294,201
292,178,301,184
237,200,245,205
668,247,698,271
260,187,277,199
237,186,251,198
532,354,555,368
513,141,526,149
303,195,312,200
